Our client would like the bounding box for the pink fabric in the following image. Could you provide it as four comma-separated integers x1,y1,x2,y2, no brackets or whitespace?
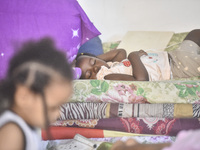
140,52,171,81
96,59,132,80
163,129,200,150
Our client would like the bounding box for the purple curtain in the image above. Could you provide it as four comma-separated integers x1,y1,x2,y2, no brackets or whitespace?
0,0,100,79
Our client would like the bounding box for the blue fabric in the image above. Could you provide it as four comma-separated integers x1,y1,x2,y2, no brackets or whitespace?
78,36,103,56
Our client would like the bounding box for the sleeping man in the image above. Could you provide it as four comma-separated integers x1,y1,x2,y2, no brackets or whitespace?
75,29,200,81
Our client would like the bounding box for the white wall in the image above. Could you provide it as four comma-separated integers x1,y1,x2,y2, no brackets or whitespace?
78,0,200,42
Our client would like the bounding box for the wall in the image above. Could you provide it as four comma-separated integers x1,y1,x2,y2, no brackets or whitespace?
78,0,200,42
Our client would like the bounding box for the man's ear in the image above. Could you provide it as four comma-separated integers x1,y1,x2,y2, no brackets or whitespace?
14,85,36,107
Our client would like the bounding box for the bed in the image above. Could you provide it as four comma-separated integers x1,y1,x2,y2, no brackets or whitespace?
42,32,200,150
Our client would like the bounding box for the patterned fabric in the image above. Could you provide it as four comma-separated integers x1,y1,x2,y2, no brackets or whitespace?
163,104,174,118
90,136,175,144
59,103,107,120
52,117,200,136
0,0,100,79
70,80,200,103
96,59,133,80
165,32,188,52
193,104,200,118
169,40,200,78
59,103,200,120
42,135,175,150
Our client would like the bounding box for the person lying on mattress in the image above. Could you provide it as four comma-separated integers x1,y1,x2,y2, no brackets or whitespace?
75,29,200,81
0,39,73,150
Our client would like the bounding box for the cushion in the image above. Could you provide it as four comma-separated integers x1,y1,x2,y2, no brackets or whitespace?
78,36,104,56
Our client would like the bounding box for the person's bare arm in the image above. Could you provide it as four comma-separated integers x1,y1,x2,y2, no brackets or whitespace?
97,49,127,62
111,141,171,150
111,139,171,150
0,123,24,150
104,74,139,81
127,50,149,81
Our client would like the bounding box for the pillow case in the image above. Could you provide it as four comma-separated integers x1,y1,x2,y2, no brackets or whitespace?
0,0,100,79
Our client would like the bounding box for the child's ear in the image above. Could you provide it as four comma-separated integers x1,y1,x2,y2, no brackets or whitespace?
14,85,36,107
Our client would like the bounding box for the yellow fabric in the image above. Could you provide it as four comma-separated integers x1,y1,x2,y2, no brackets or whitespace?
105,103,110,118
174,104,193,118
103,130,152,137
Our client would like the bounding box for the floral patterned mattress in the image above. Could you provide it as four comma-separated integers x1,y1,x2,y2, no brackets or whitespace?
70,80,200,104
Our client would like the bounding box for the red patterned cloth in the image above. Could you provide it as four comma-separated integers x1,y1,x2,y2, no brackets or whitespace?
52,117,200,136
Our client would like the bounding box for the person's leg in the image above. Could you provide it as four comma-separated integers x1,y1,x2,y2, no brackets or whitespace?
184,29,200,46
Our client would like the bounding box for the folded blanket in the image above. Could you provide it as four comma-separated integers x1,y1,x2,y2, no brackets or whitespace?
70,80,200,103
52,117,200,136
42,127,144,140
59,103,200,120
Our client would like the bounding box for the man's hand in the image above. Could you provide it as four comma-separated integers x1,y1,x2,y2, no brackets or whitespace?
138,50,148,57
127,51,149,81
110,139,171,150
111,139,139,150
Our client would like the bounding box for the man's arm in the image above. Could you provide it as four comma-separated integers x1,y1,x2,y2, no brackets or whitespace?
127,51,149,81
97,49,127,62
104,74,140,81
111,141,171,150
184,29,200,47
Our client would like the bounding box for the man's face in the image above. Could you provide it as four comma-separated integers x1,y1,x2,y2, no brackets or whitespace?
76,56,109,79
